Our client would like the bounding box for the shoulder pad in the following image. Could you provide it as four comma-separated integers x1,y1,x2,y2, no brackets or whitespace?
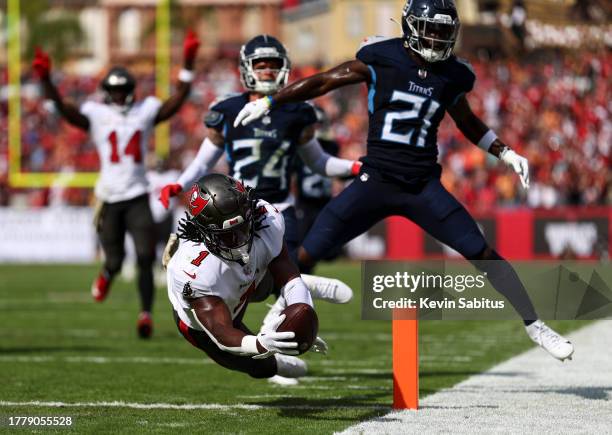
358,35,394,51
455,57,475,75
208,92,243,110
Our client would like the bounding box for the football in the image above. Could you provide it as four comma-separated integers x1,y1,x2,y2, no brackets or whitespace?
278,303,319,354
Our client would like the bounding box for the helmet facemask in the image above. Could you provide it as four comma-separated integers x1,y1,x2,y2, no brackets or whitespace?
240,50,290,95
403,12,459,62
178,181,257,264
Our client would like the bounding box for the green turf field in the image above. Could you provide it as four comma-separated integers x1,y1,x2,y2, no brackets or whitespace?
0,262,585,434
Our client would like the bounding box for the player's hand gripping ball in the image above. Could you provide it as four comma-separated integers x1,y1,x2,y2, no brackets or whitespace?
278,303,319,354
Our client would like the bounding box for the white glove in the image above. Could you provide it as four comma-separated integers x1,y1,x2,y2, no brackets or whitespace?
253,313,299,359
311,336,328,355
233,96,272,127
162,233,179,270
500,148,530,189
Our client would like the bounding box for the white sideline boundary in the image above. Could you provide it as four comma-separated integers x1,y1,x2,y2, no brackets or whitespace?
339,321,612,434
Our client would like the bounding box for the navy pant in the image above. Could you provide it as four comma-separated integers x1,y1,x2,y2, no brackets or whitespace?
282,206,299,264
303,168,487,261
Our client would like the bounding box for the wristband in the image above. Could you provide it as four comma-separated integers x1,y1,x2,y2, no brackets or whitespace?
178,69,194,83
241,335,259,354
265,95,274,107
351,161,362,176
477,129,498,151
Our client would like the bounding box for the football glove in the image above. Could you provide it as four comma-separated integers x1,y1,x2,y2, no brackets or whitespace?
253,313,299,359
162,233,179,270
311,336,328,355
183,29,200,62
500,148,530,189
233,96,272,127
159,183,182,209
32,47,51,79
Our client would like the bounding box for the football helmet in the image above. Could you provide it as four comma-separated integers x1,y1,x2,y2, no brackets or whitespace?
402,0,460,62
101,66,136,110
180,174,257,263
239,35,291,95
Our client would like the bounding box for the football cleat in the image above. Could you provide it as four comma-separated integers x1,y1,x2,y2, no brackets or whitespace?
301,274,353,304
525,320,574,361
137,311,153,339
91,271,111,302
274,354,308,378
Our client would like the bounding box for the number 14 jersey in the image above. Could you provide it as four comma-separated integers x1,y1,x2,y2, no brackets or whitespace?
357,36,475,181
81,96,162,203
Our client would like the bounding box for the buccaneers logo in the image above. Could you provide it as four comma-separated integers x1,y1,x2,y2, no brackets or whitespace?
188,185,210,217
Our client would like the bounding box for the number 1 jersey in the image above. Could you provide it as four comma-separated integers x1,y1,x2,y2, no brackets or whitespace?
81,96,162,203
357,36,475,182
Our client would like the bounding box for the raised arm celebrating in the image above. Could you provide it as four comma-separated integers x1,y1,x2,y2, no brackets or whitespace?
234,60,370,127
32,47,90,131
154,29,200,124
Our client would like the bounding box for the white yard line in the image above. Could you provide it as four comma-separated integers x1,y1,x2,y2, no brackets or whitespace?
0,400,387,411
339,321,612,434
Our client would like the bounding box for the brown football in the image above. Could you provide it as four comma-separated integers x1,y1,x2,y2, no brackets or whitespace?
278,303,319,355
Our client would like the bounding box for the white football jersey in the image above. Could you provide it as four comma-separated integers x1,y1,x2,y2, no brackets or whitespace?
167,201,285,330
81,96,162,203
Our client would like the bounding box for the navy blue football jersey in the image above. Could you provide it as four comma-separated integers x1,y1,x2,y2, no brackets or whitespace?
356,36,475,181
205,92,317,203
295,137,339,202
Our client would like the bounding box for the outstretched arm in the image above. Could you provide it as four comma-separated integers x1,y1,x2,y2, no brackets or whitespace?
448,95,529,189
32,48,90,131
159,128,225,209
268,244,313,307
154,30,200,125
297,125,361,177
190,294,298,358
234,60,371,127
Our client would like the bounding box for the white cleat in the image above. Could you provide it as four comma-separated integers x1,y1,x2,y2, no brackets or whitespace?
301,274,353,304
275,354,308,378
268,375,299,386
526,320,574,361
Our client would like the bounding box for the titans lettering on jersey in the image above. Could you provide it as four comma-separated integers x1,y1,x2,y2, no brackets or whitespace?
357,36,475,180
205,93,317,204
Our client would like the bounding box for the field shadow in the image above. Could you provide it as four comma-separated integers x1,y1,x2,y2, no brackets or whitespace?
253,392,391,421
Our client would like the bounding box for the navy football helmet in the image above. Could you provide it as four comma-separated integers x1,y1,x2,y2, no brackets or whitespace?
402,0,460,62
239,35,291,95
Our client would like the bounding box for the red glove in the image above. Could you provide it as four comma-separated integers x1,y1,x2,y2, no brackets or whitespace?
351,161,363,176
159,183,183,209
32,47,51,79
183,29,200,63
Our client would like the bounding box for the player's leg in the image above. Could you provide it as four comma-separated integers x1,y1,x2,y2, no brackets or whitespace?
173,311,305,380
400,179,573,360
126,195,156,338
93,201,127,302
299,174,394,269
281,206,300,264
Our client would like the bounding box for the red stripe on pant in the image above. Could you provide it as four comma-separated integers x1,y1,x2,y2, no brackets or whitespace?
178,319,198,348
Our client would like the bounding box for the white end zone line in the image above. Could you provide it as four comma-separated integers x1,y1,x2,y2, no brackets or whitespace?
339,321,612,434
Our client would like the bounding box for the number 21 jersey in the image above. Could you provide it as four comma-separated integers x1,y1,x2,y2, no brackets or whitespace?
357,36,475,181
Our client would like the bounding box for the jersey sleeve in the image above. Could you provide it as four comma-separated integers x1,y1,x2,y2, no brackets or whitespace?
256,201,286,260
140,96,163,125
356,36,380,64
448,58,476,106
80,101,100,119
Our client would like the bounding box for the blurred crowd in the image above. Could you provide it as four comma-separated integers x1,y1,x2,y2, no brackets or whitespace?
0,50,609,210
